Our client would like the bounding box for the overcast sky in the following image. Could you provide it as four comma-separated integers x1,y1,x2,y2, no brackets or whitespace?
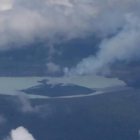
0,0,140,75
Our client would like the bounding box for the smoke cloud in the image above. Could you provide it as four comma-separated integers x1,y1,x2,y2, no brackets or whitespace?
65,13,140,76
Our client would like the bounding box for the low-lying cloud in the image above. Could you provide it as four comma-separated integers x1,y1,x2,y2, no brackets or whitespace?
18,93,51,116
5,127,35,140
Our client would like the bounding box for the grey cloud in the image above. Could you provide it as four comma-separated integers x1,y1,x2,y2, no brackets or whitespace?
0,0,138,49
18,93,51,115
0,115,6,124
0,0,140,75
0,0,97,49
18,93,34,113
17,93,72,117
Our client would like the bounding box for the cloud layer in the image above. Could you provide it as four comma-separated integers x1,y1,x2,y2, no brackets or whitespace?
0,0,138,49
0,0,98,49
1,0,140,75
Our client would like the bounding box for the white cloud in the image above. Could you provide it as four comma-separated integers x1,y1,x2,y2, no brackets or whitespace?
0,0,13,11
6,127,35,140
0,0,139,49
46,62,60,73
0,0,99,49
65,13,140,76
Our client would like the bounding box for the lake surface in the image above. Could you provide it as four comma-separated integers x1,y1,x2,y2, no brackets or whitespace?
0,75,127,98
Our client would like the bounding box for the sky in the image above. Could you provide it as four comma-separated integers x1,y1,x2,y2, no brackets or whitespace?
0,0,140,75
0,0,140,140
